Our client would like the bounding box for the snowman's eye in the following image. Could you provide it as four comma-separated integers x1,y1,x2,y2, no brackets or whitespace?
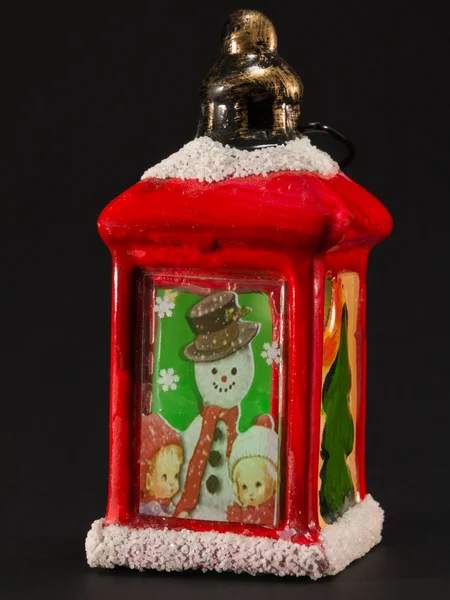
231,367,237,375
256,481,262,488
243,484,248,490
211,368,218,375
162,474,167,482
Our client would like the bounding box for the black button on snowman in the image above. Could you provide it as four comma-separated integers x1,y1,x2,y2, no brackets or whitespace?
174,291,260,520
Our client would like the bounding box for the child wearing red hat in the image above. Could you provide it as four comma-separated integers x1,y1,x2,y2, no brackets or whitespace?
139,414,184,517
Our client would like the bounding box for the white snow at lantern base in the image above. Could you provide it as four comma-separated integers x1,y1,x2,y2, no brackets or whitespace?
86,494,384,578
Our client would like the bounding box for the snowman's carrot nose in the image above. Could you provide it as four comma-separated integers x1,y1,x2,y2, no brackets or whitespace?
221,376,227,383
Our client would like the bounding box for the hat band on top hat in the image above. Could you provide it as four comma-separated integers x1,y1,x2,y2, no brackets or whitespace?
194,321,239,352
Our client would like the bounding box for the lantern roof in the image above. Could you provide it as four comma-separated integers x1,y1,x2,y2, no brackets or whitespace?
98,9,391,253
98,169,392,252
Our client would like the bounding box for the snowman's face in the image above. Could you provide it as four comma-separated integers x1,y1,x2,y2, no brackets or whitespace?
194,345,254,408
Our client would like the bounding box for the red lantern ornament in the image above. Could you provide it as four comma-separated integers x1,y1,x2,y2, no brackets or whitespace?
86,9,392,579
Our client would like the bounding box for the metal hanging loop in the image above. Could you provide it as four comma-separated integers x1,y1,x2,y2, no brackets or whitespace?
298,122,356,168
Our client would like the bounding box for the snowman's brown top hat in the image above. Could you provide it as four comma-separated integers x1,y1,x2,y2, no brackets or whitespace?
184,291,259,362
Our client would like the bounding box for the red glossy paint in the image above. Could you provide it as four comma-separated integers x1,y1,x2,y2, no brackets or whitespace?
98,169,392,540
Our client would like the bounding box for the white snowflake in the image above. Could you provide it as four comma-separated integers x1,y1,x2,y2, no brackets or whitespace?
158,368,180,392
261,341,281,366
154,294,175,318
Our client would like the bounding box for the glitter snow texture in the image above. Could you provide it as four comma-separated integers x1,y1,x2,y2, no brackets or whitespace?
86,494,383,578
141,136,338,183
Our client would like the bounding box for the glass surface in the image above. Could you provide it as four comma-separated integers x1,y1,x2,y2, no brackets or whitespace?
138,273,285,526
319,272,360,525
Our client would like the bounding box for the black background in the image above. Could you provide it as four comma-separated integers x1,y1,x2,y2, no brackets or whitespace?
5,0,450,598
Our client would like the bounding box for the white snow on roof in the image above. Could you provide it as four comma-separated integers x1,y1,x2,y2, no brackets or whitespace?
141,136,339,183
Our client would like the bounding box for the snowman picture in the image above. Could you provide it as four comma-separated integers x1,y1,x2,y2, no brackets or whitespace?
174,291,260,521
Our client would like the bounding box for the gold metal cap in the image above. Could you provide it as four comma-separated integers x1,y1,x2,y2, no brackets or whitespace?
197,10,304,149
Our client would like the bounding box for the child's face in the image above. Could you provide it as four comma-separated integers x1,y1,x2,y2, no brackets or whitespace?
146,444,183,499
233,456,277,507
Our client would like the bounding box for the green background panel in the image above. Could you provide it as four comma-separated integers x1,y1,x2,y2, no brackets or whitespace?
149,288,274,433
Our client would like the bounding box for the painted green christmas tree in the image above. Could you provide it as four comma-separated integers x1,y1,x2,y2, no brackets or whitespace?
319,304,355,524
